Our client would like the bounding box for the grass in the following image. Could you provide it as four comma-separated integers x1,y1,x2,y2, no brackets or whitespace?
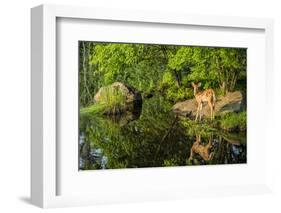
80,103,106,115
80,86,127,115
180,118,217,136
180,111,246,135
219,111,246,131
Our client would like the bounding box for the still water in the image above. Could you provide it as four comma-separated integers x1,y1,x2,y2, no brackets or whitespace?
79,96,246,170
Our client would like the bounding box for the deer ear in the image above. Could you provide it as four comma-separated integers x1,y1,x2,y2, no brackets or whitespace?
198,82,202,87
191,82,195,87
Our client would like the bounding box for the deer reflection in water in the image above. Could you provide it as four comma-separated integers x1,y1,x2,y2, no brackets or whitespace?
188,135,214,162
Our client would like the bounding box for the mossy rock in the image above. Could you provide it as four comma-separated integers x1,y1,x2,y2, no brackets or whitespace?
93,82,142,115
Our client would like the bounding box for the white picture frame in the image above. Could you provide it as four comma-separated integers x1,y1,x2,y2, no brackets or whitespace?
31,4,274,208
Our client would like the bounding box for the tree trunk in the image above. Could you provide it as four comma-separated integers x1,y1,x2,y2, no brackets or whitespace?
173,70,181,88
82,42,91,104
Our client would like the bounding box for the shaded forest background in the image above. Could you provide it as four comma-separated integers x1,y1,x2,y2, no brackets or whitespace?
79,42,246,107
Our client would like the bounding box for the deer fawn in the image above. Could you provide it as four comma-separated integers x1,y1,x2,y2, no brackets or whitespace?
188,135,213,161
191,82,216,121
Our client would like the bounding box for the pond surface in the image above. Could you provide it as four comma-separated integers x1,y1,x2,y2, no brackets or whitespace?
79,96,246,170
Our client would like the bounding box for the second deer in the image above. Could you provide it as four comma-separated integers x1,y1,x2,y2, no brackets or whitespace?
191,82,216,121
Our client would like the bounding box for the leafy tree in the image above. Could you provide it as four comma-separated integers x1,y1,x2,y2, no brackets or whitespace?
79,42,246,106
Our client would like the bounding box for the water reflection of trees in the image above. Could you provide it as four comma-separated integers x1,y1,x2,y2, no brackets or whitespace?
79,96,246,170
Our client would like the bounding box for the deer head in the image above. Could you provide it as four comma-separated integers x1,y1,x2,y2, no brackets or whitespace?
191,82,201,95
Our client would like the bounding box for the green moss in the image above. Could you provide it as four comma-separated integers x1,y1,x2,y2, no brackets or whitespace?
219,111,246,131
80,103,106,115
80,86,128,115
98,86,127,114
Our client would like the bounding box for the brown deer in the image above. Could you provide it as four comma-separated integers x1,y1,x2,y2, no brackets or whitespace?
191,82,216,121
188,135,213,161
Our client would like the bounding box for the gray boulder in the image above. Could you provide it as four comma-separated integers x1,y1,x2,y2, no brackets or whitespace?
172,91,245,118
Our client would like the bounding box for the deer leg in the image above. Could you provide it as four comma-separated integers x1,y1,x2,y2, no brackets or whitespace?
210,108,212,120
199,103,203,121
197,135,201,142
212,103,215,120
211,105,213,120
211,101,215,120
207,136,212,149
208,101,213,120
195,104,199,121
212,104,215,120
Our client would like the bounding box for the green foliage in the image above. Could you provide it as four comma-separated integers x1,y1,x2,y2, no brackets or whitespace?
220,111,246,131
163,158,178,167
180,119,217,136
165,86,193,103
79,42,247,107
158,72,193,102
168,46,194,71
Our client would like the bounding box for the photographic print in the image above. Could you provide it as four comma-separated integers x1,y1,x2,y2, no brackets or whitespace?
79,42,247,170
